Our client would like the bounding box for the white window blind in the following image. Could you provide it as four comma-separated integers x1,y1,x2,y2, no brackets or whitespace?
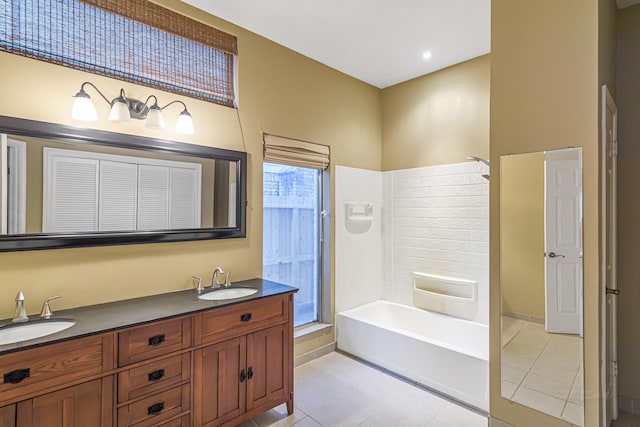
169,168,201,229
263,134,330,170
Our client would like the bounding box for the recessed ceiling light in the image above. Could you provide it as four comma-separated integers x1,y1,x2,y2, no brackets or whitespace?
422,51,433,60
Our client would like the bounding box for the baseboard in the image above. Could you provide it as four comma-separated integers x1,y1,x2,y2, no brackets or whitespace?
294,341,336,367
502,311,545,325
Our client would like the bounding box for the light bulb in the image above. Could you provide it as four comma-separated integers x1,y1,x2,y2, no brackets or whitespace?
175,110,194,135
71,91,98,121
108,98,130,124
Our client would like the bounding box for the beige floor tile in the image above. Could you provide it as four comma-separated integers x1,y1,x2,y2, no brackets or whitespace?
252,404,308,427
521,372,572,400
291,417,323,427
562,402,584,426
501,317,527,346
501,365,527,384
531,356,579,384
512,387,565,418
501,380,518,400
430,403,488,427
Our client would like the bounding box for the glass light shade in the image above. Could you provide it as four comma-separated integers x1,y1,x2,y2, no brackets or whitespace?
175,111,194,135
71,93,98,121
145,107,165,129
108,99,131,124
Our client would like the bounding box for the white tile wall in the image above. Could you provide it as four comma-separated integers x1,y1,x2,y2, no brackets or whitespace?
383,162,489,324
335,166,384,314
335,161,489,325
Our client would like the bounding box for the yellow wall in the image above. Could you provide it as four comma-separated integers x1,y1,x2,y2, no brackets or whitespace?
490,1,600,425
616,3,640,405
500,152,545,320
381,55,490,170
0,0,382,358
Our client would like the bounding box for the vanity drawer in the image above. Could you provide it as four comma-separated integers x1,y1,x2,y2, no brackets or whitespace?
117,383,189,427
0,334,113,405
158,414,190,427
196,294,289,345
118,353,190,403
118,317,191,367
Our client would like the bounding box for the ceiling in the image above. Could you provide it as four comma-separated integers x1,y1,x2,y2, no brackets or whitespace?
182,0,491,89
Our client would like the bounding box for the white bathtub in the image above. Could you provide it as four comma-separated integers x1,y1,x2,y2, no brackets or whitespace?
336,300,489,411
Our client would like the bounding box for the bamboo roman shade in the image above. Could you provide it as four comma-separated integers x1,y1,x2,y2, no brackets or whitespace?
0,0,237,107
263,134,330,170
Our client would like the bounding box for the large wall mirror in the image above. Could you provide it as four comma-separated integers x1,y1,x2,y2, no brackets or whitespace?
0,116,246,251
500,148,584,426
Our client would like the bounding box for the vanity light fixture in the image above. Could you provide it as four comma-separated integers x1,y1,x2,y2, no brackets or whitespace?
71,82,195,135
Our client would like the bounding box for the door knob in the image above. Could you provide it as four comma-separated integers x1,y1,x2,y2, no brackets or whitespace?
547,252,565,258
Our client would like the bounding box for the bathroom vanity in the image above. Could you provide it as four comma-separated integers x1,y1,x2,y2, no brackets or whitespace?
0,279,296,427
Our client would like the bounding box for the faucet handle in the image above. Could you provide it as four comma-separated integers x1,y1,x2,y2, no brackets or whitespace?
40,295,61,319
192,275,204,292
225,272,232,288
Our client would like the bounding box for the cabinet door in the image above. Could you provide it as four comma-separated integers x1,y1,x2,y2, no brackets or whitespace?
246,324,288,411
0,405,15,427
193,337,246,427
16,377,112,427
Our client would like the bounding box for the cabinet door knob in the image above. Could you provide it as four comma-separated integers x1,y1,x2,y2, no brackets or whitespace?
148,369,165,382
240,369,246,382
3,368,30,384
240,313,252,322
148,334,166,346
247,366,253,380
147,402,165,415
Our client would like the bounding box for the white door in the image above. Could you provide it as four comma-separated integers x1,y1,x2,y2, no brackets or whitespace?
602,85,618,425
544,150,582,335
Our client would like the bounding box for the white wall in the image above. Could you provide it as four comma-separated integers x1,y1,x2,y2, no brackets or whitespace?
335,162,489,325
383,162,489,324
335,166,384,314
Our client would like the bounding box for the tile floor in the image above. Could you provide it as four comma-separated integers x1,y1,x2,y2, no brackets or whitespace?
238,351,488,427
501,317,583,426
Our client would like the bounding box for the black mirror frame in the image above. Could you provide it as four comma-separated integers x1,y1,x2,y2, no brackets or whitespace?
0,115,247,252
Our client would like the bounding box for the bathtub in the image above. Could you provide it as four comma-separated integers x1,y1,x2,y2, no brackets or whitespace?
336,300,489,411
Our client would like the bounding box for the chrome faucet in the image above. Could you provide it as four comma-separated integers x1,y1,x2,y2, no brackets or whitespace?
40,295,61,319
211,267,224,288
12,291,28,323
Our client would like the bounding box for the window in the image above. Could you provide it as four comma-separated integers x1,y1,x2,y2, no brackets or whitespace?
263,163,325,327
262,134,329,328
0,0,237,107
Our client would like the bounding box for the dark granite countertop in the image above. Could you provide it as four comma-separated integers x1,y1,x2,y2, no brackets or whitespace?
0,278,297,355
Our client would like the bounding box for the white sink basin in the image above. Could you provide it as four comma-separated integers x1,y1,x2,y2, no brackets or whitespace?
198,287,258,301
0,319,76,345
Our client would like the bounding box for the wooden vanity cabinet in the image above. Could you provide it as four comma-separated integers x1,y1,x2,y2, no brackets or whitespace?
193,294,294,427
0,290,295,427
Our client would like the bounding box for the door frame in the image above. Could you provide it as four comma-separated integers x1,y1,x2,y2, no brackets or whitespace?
600,84,618,425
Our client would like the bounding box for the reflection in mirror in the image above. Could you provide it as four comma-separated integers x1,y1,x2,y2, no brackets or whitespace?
0,116,246,251
1,134,237,234
500,148,584,426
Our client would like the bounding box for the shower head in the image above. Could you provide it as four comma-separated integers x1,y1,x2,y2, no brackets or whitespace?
466,156,490,167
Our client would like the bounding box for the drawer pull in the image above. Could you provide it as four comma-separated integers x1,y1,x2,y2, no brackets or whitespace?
3,368,30,384
240,369,246,382
148,369,165,382
148,334,166,346
240,313,252,322
247,366,253,380
147,402,165,415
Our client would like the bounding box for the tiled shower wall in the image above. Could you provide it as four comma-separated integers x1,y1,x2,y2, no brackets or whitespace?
335,162,489,325
383,162,489,325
